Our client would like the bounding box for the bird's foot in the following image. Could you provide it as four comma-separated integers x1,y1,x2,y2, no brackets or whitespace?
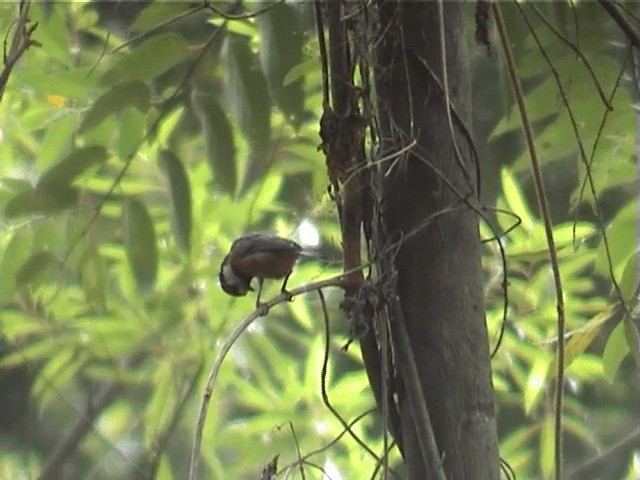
281,289,294,302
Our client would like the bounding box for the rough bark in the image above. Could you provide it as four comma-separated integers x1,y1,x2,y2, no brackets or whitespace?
374,2,499,478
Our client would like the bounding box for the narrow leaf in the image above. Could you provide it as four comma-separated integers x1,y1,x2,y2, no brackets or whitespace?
16,251,56,287
192,90,237,194
0,232,32,305
257,4,305,123
5,186,79,218
524,354,552,414
539,415,555,479
131,3,193,32
38,146,109,188
602,320,630,382
100,33,189,86
501,168,535,231
547,310,612,380
159,150,192,253
224,35,271,153
79,82,150,134
123,198,158,293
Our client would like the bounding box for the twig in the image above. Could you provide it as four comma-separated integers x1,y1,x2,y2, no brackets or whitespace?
0,0,40,105
38,383,119,479
528,2,612,111
597,0,640,49
188,275,344,480
317,289,390,470
493,4,566,479
567,424,640,478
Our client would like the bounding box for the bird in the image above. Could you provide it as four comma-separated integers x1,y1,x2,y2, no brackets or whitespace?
218,232,307,310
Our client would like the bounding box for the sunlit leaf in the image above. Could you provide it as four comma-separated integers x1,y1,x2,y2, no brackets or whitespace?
539,415,555,479
501,168,535,231
32,349,79,410
547,309,612,380
209,18,257,37
38,114,76,168
602,320,631,383
524,354,552,414
618,252,639,303
283,57,316,86
0,232,32,305
118,108,147,161
0,336,74,368
594,202,636,280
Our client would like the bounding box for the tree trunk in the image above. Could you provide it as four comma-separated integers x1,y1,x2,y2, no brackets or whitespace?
373,2,499,478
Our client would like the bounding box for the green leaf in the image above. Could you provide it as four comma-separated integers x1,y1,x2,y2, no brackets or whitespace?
38,146,109,188
224,35,271,174
159,150,192,253
15,68,95,98
38,114,77,169
594,201,636,278
524,353,551,414
32,349,79,409
5,186,79,218
602,320,630,382
100,33,189,86
283,57,316,86
192,90,237,194
257,4,305,123
618,252,639,303
123,198,158,294
0,336,73,368
209,18,257,37
539,415,555,479
79,81,150,134
547,310,612,380
118,108,146,160
131,3,194,32
81,251,108,310
501,167,535,231
15,251,56,287
0,231,32,305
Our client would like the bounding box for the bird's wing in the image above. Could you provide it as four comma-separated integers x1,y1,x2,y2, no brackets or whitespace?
230,233,301,257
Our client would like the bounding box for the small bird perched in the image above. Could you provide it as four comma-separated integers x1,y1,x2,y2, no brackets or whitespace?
218,232,306,309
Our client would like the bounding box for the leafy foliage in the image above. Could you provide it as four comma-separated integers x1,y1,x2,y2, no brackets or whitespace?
0,2,638,479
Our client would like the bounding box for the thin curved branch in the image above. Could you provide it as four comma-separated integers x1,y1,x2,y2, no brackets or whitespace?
38,382,119,480
188,275,345,480
528,2,612,110
598,0,640,49
567,424,640,478
493,3,566,479
515,0,631,322
0,0,40,105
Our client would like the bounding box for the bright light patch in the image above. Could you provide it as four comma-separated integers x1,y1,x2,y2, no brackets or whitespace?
632,450,640,477
297,219,320,247
314,421,329,434
323,459,344,480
